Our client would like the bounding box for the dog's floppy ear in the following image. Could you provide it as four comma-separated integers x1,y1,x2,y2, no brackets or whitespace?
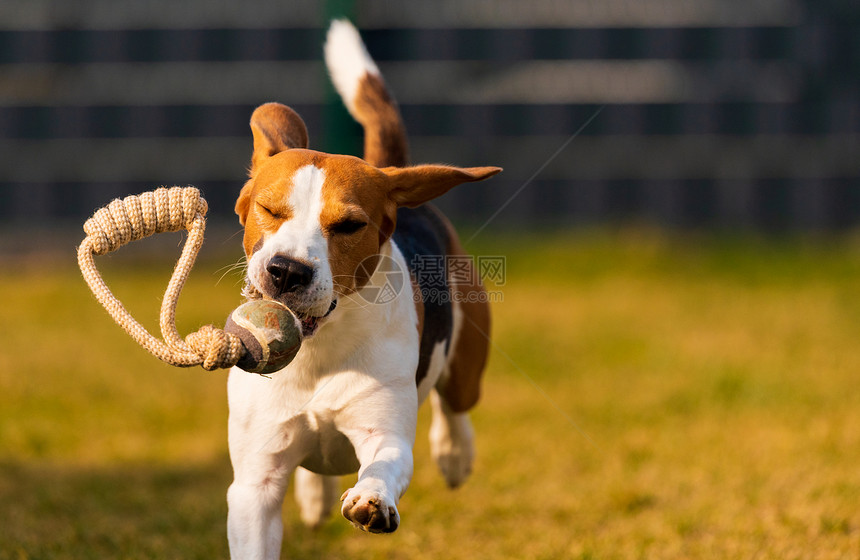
235,181,253,226
249,102,309,174
382,165,502,208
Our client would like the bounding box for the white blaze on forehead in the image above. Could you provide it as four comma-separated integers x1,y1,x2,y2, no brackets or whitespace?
279,163,326,258
253,162,329,265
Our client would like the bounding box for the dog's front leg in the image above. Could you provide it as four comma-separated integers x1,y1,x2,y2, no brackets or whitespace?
227,471,288,560
226,387,311,560
340,432,413,533
339,390,417,534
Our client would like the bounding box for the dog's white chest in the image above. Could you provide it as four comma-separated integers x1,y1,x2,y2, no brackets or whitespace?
227,367,380,475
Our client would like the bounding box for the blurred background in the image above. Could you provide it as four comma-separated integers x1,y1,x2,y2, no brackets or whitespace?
1,0,858,249
4,2,860,558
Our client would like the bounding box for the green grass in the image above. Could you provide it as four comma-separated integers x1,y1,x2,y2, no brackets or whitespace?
3,229,860,559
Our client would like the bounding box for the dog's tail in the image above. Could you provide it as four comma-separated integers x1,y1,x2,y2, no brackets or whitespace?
324,20,409,168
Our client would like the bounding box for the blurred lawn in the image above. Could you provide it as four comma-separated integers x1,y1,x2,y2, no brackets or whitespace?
3,230,860,559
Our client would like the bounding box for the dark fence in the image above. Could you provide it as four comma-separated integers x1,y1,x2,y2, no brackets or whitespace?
1,0,858,233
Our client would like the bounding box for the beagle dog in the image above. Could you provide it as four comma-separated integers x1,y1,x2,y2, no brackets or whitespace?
226,20,500,558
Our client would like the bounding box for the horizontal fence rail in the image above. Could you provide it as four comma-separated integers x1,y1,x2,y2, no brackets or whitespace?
1,0,858,234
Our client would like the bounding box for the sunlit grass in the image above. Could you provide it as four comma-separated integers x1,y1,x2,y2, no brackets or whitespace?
2,229,860,558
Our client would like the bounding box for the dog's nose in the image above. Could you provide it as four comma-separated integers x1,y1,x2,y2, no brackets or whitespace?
266,256,314,294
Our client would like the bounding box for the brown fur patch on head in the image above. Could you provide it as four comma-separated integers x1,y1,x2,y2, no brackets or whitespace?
316,160,502,295
315,155,396,295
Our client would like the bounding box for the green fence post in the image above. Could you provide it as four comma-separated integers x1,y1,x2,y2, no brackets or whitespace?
321,0,362,158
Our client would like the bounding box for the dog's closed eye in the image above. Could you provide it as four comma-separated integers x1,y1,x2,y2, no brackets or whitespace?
257,202,287,220
328,219,368,235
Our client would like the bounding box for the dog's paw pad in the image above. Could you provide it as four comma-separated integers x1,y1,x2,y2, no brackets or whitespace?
341,490,399,533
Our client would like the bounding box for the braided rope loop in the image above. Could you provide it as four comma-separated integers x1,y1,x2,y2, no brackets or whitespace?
77,186,244,371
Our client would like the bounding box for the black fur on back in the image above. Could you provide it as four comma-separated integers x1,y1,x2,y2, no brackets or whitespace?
391,205,453,385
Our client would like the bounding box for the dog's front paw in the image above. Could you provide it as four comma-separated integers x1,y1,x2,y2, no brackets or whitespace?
340,488,400,533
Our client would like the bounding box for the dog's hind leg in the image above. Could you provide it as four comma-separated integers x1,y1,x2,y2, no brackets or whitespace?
294,467,340,529
430,271,491,488
429,388,476,489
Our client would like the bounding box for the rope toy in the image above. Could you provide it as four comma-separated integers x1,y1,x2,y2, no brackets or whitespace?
77,186,302,374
